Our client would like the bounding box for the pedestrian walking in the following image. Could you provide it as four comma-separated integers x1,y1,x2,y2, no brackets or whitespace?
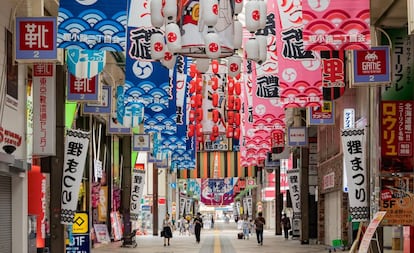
254,212,265,245
281,214,291,239
242,216,250,239
162,213,173,246
193,212,203,243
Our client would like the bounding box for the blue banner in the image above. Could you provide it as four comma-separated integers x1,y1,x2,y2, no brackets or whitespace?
57,0,127,51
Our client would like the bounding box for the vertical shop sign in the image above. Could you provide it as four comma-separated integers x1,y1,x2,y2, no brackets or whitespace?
352,46,391,85
61,129,90,224
130,163,146,221
341,128,369,221
33,63,56,156
15,17,57,61
67,73,99,102
287,169,301,219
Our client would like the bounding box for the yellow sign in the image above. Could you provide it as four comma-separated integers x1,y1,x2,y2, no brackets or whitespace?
72,212,88,234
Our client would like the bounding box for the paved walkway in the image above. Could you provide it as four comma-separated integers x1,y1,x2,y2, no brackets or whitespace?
91,221,354,253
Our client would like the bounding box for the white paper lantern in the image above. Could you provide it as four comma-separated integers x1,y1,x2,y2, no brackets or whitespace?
150,0,164,28
245,38,259,61
164,0,177,23
245,1,261,33
165,22,182,53
257,35,267,64
150,33,165,60
234,0,244,15
233,19,243,50
195,59,210,73
161,50,176,69
227,55,242,77
258,0,267,30
204,32,221,59
201,0,219,27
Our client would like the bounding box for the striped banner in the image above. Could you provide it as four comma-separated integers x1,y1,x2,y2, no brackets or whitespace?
177,152,254,179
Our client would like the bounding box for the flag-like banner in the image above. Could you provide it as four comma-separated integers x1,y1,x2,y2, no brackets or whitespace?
302,0,371,51
57,0,127,51
61,129,90,224
130,163,146,221
341,128,369,221
200,178,235,206
287,169,301,219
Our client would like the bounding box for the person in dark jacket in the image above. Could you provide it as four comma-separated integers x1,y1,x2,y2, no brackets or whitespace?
193,212,203,243
162,213,173,246
254,212,266,245
281,214,291,239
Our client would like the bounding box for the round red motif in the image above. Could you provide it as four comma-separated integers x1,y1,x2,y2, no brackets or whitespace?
154,42,163,52
209,43,219,53
230,63,239,72
212,4,218,15
167,32,177,43
252,10,260,21
164,52,173,61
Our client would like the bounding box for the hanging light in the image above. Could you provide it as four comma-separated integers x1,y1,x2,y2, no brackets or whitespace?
201,0,219,27
163,0,177,23
161,50,176,69
245,37,259,61
234,0,244,15
227,55,242,78
204,31,221,59
233,19,243,50
211,59,219,74
150,0,164,28
257,35,267,64
150,33,165,60
245,0,261,33
165,22,182,53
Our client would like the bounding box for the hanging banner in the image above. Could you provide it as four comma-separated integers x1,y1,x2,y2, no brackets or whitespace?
61,129,90,224
307,101,335,125
274,1,323,108
67,73,99,102
185,198,192,215
15,17,57,61
302,0,371,51
179,196,186,217
351,46,391,86
33,63,56,156
110,211,123,241
82,85,111,114
287,169,301,219
200,178,235,206
320,50,346,101
341,128,369,221
130,163,146,221
107,114,131,135
57,0,127,51
66,49,106,79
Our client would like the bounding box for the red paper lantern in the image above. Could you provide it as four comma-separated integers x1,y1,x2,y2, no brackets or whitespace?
226,126,233,138
233,127,240,139
212,93,219,107
228,78,234,95
196,123,203,137
188,124,195,137
196,108,203,122
212,109,219,123
234,112,241,126
212,125,219,137
211,76,219,90
211,59,219,74
234,97,241,111
227,95,234,110
235,81,241,95
227,111,234,124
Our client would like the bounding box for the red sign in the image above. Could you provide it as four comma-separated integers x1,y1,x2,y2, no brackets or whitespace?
69,74,97,94
381,101,414,157
356,49,387,76
18,20,55,51
33,63,54,77
158,198,166,205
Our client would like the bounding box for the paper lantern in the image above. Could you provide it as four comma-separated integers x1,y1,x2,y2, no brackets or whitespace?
197,135,204,142
164,0,177,23
212,93,219,107
150,0,164,28
196,77,203,93
234,81,241,95
227,55,242,78
226,126,234,138
233,20,243,50
211,76,219,90
258,0,267,30
227,95,235,110
234,0,244,15
245,38,259,61
204,32,221,59
196,123,203,137
165,23,182,53
188,124,195,137
257,35,267,64
212,125,219,137
234,112,241,126
161,50,176,69
189,78,197,93
190,63,199,78
233,127,240,139
245,1,260,33
190,96,197,108
210,134,217,142
234,97,241,111
189,110,195,122
196,59,210,73
227,111,234,124
228,78,235,95
195,94,203,108
212,109,219,123
150,33,165,60
196,108,203,122
201,0,219,27
211,59,219,74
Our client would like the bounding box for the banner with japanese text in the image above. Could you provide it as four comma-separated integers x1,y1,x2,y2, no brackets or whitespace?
302,0,371,51
57,0,127,51
33,63,56,156
320,50,346,101
287,169,301,219
67,73,99,102
200,178,235,206
130,163,146,221
380,101,414,173
381,29,414,100
61,129,90,224
341,128,369,221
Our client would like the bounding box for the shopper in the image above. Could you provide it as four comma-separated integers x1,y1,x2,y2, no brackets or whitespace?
254,212,265,245
281,214,291,239
162,213,173,246
242,216,250,239
193,212,203,243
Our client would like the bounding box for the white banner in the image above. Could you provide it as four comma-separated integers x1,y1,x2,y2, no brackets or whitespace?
130,164,146,221
179,197,186,217
341,128,369,221
32,63,56,156
185,198,192,215
287,169,301,219
61,129,90,224
246,197,253,216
